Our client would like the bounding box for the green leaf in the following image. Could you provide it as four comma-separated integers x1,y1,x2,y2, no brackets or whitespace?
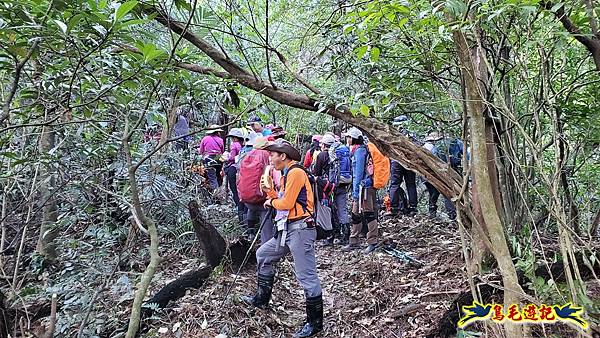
359,104,370,116
0,152,19,160
115,1,138,22
174,0,192,12
115,18,148,30
145,49,164,62
87,0,97,10
521,5,537,14
343,24,354,34
54,20,68,34
355,45,368,59
370,47,380,62
67,14,83,32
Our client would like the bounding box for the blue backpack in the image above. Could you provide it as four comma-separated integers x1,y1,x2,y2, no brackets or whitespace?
328,144,352,185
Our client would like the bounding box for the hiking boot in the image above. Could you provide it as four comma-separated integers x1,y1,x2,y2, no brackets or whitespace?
245,229,256,242
363,243,378,254
405,208,417,217
341,243,360,252
241,273,274,309
334,223,350,245
293,294,323,338
321,238,334,247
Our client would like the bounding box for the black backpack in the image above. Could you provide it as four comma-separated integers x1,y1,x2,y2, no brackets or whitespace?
283,163,333,240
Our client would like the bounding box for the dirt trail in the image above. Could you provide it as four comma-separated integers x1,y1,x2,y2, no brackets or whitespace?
151,215,466,337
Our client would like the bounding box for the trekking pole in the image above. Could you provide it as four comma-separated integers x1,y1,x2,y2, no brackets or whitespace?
220,207,274,306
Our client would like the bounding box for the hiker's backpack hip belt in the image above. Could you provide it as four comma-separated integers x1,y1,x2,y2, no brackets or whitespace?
286,217,315,231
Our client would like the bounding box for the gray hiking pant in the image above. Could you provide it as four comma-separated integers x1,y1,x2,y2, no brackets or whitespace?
256,220,322,298
245,203,274,244
333,186,350,225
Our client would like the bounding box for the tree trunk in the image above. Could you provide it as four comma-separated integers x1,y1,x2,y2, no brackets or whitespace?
123,118,161,338
36,118,58,263
188,200,227,268
159,91,179,150
452,26,525,337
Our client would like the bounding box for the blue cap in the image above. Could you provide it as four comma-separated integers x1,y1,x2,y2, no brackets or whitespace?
247,115,262,124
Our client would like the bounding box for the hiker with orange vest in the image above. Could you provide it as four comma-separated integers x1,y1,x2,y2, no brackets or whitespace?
341,127,390,254
242,139,323,338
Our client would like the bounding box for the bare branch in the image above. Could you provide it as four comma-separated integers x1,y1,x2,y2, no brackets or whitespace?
542,1,600,71
1,39,41,125
583,0,599,36
265,0,277,89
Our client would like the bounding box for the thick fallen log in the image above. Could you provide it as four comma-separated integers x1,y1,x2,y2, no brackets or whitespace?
140,200,254,320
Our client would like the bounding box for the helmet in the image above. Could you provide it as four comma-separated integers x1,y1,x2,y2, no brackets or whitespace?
311,135,322,142
227,128,244,139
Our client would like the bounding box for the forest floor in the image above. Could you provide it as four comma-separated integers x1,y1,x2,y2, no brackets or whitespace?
12,201,599,338
139,213,470,338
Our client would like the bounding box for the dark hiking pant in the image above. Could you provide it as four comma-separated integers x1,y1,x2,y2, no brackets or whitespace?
389,160,417,213
225,165,246,223
424,182,456,220
245,202,274,244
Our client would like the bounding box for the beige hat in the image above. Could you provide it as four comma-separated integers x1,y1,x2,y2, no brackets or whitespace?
345,127,363,139
253,136,272,150
320,134,336,146
206,124,224,133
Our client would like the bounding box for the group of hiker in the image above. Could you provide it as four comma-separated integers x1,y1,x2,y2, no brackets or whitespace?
178,114,465,338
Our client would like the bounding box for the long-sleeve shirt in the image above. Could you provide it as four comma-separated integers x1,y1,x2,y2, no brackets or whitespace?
226,141,242,165
312,150,329,177
303,142,320,168
351,145,369,199
198,135,224,156
267,161,314,221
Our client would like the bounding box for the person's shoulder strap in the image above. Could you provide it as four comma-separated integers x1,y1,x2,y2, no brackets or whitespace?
282,163,314,213
283,163,305,184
